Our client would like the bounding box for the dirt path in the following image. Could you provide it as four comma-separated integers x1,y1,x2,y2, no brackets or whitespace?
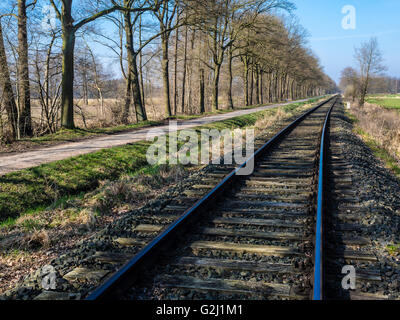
0,99,310,176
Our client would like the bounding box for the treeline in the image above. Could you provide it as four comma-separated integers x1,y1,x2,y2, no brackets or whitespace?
0,0,336,141
340,71,399,97
367,76,400,94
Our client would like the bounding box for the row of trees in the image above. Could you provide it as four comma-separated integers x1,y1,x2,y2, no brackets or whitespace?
340,37,389,105
0,0,336,141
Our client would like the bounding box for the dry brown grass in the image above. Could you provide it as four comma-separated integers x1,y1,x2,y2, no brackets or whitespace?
92,165,187,215
254,107,286,132
29,96,248,130
21,230,51,249
351,102,400,161
30,97,172,130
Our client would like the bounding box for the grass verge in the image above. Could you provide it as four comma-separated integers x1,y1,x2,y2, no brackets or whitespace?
346,104,400,178
348,114,400,177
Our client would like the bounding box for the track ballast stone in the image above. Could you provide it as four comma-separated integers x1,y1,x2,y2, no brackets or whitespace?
328,104,400,299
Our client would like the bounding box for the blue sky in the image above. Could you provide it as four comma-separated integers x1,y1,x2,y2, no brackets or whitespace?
293,0,400,83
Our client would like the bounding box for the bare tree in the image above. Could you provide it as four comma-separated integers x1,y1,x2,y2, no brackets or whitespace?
186,0,293,111
0,0,337,142
33,31,62,134
355,37,386,106
49,0,157,129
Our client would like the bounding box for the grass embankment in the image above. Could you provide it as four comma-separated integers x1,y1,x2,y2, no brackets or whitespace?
0,97,320,225
352,124,400,177
348,100,400,172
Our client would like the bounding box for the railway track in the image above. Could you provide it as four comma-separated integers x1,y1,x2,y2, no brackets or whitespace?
84,95,345,301
42,95,386,301
2,96,395,302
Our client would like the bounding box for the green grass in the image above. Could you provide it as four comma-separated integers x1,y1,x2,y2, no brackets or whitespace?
0,98,318,223
346,112,358,124
387,244,400,256
366,94,400,110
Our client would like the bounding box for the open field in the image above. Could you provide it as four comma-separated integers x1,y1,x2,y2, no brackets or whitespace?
366,94,400,110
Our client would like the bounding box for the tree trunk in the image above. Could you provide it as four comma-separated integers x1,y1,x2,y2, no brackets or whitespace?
359,75,370,106
60,7,76,129
123,9,146,123
274,72,279,102
227,45,234,109
249,64,254,105
243,58,249,106
212,63,221,111
124,72,132,122
132,60,146,121
268,72,272,103
291,79,295,101
173,24,179,115
161,33,172,117
0,20,18,139
123,10,133,123
186,29,196,114
139,16,145,114
255,65,260,105
260,70,264,104
17,0,32,136
199,68,205,113
180,25,188,114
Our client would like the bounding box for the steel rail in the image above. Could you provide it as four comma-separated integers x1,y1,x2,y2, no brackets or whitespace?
313,98,337,300
86,96,337,300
